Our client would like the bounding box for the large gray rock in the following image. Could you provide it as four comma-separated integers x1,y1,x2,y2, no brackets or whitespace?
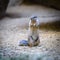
8,0,23,6
23,0,60,10
0,0,9,19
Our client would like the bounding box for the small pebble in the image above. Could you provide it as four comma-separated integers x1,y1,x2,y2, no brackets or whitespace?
56,39,60,41
19,40,28,46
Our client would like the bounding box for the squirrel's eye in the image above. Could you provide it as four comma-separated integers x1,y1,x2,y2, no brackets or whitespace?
31,25,33,27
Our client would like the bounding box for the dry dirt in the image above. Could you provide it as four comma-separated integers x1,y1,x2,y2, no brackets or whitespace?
0,5,60,60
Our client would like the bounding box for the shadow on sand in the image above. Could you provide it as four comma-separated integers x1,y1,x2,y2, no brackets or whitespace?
39,20,60,31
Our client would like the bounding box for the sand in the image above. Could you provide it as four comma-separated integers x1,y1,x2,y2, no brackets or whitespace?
0,18,60,60
0,5,60,60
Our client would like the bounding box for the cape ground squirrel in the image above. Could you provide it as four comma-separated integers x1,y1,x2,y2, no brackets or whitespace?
28,16,40,47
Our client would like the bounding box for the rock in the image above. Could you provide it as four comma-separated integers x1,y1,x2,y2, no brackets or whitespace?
23,0,60,10
8,0,23,6
19,40,29,46
0,0,9,19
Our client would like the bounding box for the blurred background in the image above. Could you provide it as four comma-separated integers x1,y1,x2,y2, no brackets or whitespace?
0,0,60,30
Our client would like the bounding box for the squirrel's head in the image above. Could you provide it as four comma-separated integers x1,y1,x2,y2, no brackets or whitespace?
29,16,39,31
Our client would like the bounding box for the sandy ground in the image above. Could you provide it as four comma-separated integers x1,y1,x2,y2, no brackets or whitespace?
0,5,60,60
0,18,60,60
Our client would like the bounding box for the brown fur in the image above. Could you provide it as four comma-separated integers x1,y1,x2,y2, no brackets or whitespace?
28,18,40,47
